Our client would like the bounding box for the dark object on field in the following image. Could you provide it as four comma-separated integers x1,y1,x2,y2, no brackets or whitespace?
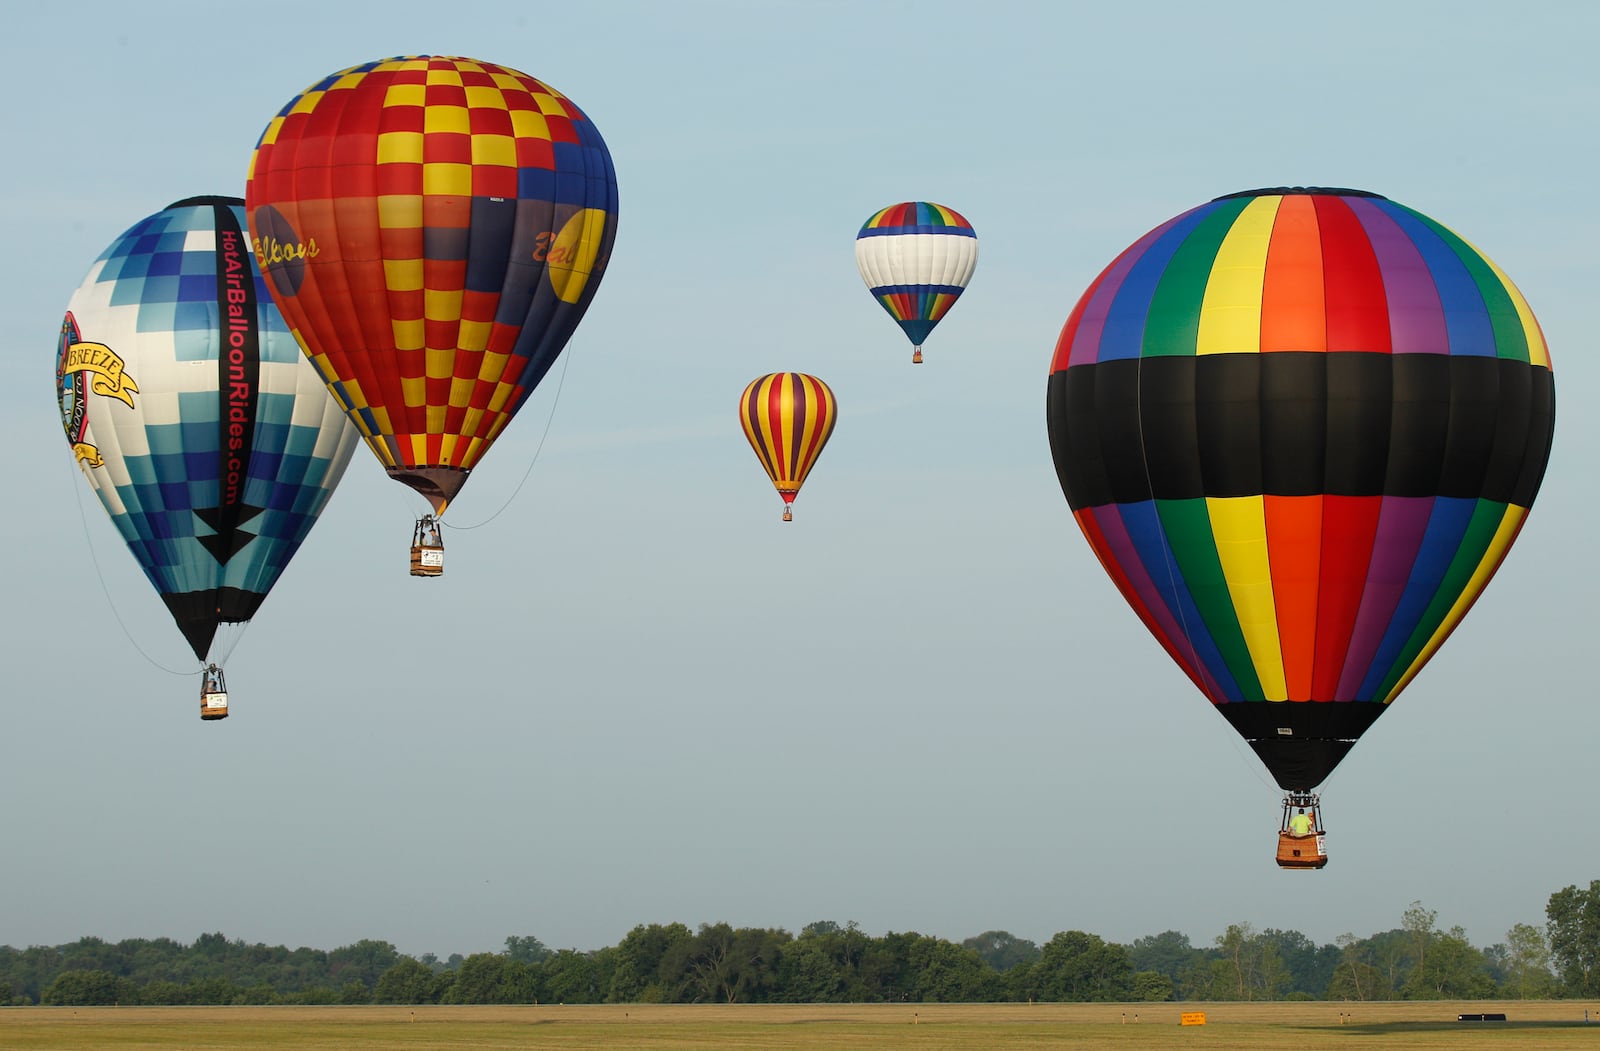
1458,1013,1507,1022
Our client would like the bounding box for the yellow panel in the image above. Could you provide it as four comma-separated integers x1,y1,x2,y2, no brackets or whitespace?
465,85,509,110
534,94,571,117
475,351,509,384
1207,496,1288,700
423,163,473,196
1384,506,1526,702
384,83,426,109
329,73,367,91
472,134,518,168
426,66,465,86
392,318,425,351
458,319,493,354
424,347,454,381
400,375,426,408
378,194,424,230
447,376,475,409
256,117,284,149
426,404,447,431
366,404,393,435
383,259,424,292
339,376,367,411
490,72,527,91
487,382,514,413
1197,196,1280,356
377,131,424,165
407,433,430,463
483,414,512,443
424,105,471,135
459,407,485,439
438,432,460,464
425,288,464,323
461,434,486,466
510,110,551,140
288,91,324,116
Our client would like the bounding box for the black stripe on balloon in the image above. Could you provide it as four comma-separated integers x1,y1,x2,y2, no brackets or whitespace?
1213,699,1390,792
1047,352,1554,509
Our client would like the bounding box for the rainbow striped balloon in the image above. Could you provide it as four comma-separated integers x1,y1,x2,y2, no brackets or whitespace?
855,202,977,363
740,373,837,521
1046,187,1555,791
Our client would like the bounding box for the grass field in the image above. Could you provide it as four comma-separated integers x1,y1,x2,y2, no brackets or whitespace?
1,1000,1597,1049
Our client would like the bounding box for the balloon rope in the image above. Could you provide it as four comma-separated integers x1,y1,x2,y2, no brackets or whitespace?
69,462,194,677
443,345,575,532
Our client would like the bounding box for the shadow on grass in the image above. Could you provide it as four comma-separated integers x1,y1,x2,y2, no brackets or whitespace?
1310,1021,1597,1035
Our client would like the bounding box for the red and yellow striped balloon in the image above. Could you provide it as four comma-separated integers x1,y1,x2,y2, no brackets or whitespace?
740,373,837,521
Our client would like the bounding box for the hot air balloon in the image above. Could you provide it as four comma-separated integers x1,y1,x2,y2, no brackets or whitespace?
740,373,838,521
57,196,358,720
1045,187,1554,867
855,202,977,363
246,55,619,575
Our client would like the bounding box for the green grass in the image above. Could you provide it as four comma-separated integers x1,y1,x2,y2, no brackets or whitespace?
1,1001,1597,1049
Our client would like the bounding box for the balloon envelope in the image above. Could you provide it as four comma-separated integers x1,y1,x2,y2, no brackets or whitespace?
246,55,619,514
1046,187,1555,791
855,201,976,358
58,196,358,662
740,373,838,512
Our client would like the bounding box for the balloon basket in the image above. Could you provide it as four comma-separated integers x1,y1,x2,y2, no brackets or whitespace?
911,348,923,364
410,516,444,577
782,507,793,522
1275,792,1327,869
200,665,229,722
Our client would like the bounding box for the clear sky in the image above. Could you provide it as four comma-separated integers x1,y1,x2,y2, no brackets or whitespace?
4,0,1596,961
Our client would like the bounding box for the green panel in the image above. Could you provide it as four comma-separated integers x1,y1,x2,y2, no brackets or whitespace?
1375,499,1510,700
1154,497,1265,701
1141,195,1252,358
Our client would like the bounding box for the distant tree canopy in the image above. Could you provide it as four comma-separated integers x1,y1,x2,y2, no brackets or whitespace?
0,889,1587,1007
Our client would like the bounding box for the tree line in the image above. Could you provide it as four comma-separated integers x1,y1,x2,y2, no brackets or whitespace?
7,883,1598,1007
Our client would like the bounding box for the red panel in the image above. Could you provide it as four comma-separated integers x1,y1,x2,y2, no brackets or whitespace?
1313,196,1390,353
1310,495,1381,698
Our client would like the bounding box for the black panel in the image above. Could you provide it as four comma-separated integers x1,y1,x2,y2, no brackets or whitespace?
1323,352,1391,495
1196,353,1262,498
1485,361,1533,506
1215,700,1391,791
1385,354,1452,496
1436,357,1500,498
1047,352,1553,506
1516,369,1557,508
1260,352,1326,496
1138,358,1203,500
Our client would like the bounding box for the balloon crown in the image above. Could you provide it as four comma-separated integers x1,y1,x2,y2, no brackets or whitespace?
1213,186,1385,201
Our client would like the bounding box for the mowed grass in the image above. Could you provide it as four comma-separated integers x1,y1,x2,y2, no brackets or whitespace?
1,1001,1597,1049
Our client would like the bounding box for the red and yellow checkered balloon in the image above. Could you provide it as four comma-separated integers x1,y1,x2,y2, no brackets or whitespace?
247,56,619,514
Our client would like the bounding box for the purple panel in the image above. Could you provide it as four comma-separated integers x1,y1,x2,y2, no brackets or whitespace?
1066,213,1188,368
1349,196,1449,355
1335,495,1436,698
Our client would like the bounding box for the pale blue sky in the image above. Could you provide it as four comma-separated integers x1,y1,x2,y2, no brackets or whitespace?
3,0,1596,960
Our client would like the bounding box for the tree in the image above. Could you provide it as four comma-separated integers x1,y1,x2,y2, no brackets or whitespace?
607,923,694,1003
1547,881,1600,996
541,949,601,1003
449,953,534,1004
505,936,551,965
374,959,436,1003
1032,931,1133,1001
1501,923,1556,999
1131,970,1173,1002
907,937,989,1002
1128,931,1200,985
328,940,401,992
961,931,1040,972
42,969,135,1006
